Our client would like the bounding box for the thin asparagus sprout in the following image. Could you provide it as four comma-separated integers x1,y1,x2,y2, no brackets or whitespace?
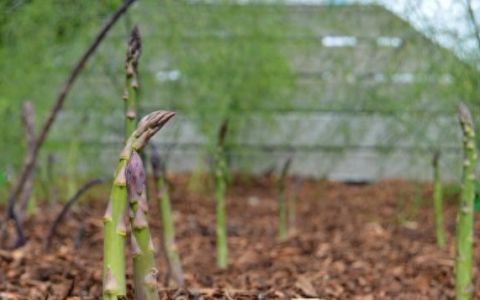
124,26,142,139
455,103,477,300
289,175,302,233
215,120,229,268
151,145,184,287
432,151,445,247
103,110,174,300
277,157,292,239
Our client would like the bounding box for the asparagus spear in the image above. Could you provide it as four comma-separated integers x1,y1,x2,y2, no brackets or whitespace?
455,103,477,300
215,120,229,268
277,157,292,239
151,146,184,287
103,111,175,300
432,151,445,247
124,26,141,139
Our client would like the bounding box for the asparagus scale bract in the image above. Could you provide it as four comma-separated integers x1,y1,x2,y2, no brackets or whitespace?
455,103,477,300
103,111,175,300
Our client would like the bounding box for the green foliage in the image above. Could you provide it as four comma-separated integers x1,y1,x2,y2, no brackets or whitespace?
161,1,295,153
0,0,123,170
2,1,480,181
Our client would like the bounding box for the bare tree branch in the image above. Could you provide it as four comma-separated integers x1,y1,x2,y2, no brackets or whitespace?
44,178,104,250
18,101,35,218
2,0,137,248
465,0,480,52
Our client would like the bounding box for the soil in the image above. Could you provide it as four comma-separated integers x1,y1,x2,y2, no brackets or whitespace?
1,174,479,299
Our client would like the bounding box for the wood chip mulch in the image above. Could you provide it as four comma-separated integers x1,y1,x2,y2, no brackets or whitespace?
1,176,479,299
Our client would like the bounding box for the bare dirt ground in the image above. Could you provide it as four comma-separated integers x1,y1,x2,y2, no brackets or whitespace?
1,175,479,299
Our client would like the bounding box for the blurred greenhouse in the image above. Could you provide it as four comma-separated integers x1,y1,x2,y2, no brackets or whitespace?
1,0,479,182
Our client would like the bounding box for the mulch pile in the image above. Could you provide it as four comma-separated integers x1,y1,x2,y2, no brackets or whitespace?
1,175,480,299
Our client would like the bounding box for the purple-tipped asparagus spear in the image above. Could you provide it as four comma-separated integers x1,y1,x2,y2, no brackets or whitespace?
103,111,174,300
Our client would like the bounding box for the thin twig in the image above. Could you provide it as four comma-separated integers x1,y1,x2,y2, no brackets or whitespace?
44,178,104,250
2,0,137,248
18,101,36,218
465,0,480,52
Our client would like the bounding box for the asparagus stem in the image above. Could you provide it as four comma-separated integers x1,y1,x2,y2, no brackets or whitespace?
103,161,128,299
214,120,229,268
67,138,79,197
215,144,228,268
455,103,477,300
432,151,446,247
124,26,141,140
103,111,175,299
151,146,184,287
126,151,159,300
277,158,292,238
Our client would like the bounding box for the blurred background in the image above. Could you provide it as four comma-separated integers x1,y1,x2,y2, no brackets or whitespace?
1,0,480,197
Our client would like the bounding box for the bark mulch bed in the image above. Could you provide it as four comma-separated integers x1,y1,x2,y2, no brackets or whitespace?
1,175,479,299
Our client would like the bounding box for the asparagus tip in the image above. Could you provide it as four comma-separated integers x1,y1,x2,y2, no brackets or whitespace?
458,102,474,128
127,25,141,63
133,111,176,150
126,25,141,76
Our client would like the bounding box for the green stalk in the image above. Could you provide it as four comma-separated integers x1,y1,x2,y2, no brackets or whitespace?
124,26,141,140
432,151,446,247
277,158,292,238
103,111,175,300
103,159,128,299
151,146,184,287
126,151,159,300
67,138,79,197
215,145,228,268
215,120,229,268
455,103,477,300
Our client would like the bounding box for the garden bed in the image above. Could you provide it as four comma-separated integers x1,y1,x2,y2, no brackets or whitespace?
0,175,477,299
